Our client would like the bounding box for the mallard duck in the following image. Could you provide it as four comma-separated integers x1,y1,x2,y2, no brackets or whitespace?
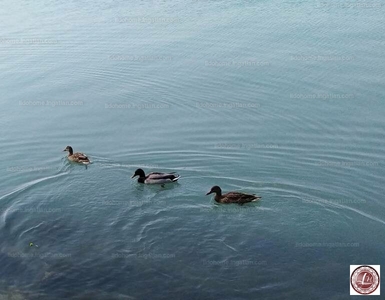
206,186,261,205
131,168,180,184
63,146,90,164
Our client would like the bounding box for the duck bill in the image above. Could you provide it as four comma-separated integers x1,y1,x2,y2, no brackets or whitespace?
206,191,212,195
63,149,67,152
131,174,137,178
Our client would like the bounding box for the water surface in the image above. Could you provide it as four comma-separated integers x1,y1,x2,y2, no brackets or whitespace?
1,0,385,299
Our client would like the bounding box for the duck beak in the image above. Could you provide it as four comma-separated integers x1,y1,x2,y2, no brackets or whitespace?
63,149,67,152
131,174,136,178
206,191,212,195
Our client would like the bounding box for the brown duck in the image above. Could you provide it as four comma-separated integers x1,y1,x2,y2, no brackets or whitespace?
206,186,261,205
63,146,90,164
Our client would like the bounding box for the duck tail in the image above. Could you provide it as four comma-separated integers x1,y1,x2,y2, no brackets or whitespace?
172,174,180,182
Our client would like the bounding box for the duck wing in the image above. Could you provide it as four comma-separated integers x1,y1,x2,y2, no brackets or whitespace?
222,192,260,204
144,172,180,184
72,152,90,164
147,172,179,180
73,153,89,160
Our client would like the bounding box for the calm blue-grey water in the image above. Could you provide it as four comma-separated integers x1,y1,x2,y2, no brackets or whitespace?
1,0,385,299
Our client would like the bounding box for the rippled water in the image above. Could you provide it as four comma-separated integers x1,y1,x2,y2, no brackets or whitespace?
1,0,385,299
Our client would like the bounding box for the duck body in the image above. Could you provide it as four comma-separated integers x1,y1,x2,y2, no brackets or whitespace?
206,186,261,205
132,168,180,184
63,146,90,164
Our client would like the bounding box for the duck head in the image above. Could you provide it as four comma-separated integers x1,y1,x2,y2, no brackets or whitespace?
132,168,146,178
206,185,222,196
63,146,73,155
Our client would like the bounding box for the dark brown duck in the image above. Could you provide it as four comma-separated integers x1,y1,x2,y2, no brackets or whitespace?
206,186,261,205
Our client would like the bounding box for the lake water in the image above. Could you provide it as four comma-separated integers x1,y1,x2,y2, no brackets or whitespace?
1,0,384,299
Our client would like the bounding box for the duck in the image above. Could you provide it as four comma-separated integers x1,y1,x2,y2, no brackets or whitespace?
206,185,261,205
63,146,90,164
131,168,180,185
